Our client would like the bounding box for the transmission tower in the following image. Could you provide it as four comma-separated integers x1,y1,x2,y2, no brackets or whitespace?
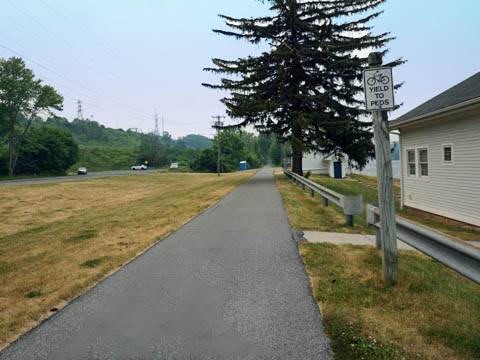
77,100,84,120
154,109,159,135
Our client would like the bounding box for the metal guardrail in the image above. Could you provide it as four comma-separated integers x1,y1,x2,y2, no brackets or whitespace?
366,203,480,285
284,169,363,226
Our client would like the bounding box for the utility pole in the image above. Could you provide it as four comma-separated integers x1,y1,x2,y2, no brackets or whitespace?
212,115,225,176
77,100,83,120
162,116,165,137
365,52,398,285
154,109,159,135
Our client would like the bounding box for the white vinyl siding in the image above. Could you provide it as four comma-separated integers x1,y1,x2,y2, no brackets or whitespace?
400,113,480,226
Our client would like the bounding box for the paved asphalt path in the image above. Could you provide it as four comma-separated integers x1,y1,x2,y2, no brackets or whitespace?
0,170,159,186
0,168,331,359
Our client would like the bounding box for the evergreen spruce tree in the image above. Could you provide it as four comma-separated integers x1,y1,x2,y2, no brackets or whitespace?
203,0,403,174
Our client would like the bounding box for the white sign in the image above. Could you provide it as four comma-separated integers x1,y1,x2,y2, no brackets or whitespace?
363,67,395,111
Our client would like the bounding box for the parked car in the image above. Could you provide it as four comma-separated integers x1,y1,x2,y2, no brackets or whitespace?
170,163,179,169
77,167,87,175
131,164,147,170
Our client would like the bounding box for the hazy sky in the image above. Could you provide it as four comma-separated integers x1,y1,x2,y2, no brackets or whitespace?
0,0,479,139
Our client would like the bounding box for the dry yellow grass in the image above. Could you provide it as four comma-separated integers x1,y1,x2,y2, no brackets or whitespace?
0,171,254,349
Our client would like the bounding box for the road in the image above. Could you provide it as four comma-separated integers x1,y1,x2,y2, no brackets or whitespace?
0,168,331,359
0,170,160,186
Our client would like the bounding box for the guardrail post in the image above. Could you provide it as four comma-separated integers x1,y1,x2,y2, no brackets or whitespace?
322,197,328,207
301,183,305,191
342,195,363,227
374,212,381,249
310,188,314,198
366,203,381,249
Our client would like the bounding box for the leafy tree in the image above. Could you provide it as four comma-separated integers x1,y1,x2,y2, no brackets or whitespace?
0,57,63,175
191,131,260,172
203,0,403,174
15,126,79,174
258,132,273,165
190,147,217,173
270,138,284,166
137,134,168,166
137,133,200,168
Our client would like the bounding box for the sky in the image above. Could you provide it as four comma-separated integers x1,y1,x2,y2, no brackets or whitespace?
0,0,479,139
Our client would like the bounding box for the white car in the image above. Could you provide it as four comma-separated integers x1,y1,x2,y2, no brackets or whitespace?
77,167,87,175
170,163,179,169
131,164,147,170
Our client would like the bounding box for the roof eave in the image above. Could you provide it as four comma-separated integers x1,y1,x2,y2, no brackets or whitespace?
390,96,480,130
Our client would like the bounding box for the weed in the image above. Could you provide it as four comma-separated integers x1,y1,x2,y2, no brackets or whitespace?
66,229,98,243
325,314,414,359
25,291,41,298
80,257,105,268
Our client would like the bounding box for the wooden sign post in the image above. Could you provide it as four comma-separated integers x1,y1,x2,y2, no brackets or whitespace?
364,52,398,285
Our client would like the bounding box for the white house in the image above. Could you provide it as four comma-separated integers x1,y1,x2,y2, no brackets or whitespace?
302,152,350,178
390,71,480,226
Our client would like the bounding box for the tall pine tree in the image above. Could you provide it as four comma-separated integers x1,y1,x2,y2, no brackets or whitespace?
203,0,403,174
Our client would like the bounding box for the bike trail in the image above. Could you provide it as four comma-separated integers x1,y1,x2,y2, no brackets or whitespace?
0,168,331,359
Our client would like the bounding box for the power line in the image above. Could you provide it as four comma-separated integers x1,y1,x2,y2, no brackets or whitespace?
1,1,154,119
38,0,139,76
0,42,155,121
3,0,120,84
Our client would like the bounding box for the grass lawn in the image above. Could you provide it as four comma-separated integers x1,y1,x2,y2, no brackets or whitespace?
301,243,480,359
276,172,480,241
276,172,480,358
0,171,254,349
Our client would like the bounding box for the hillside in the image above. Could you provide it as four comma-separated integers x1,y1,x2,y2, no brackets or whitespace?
44,117,212,149
178,134,212,149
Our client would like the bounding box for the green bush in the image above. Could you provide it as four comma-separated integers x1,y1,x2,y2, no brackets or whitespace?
14,126,79,175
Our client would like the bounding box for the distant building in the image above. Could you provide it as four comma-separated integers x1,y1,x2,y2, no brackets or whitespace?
390,71,480,226
302,152,350,179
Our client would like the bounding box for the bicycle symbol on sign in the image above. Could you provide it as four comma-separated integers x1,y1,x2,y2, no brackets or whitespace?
367,72,390,86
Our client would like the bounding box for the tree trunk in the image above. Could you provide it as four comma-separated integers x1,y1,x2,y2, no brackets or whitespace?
292,149,303,175
291,147,303,175
291,122,303,175
8,111,35,177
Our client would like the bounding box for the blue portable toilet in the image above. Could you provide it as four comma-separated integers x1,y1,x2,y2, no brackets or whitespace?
333,161,342,179
239,161,247,171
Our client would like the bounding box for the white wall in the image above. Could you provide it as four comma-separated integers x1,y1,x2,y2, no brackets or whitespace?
302,152,328,174
400,112,480,226
302,152,351,178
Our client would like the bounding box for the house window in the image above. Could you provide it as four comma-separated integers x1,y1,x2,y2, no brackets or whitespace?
418,148,429,177
443,144,453,163
407,149,416,176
